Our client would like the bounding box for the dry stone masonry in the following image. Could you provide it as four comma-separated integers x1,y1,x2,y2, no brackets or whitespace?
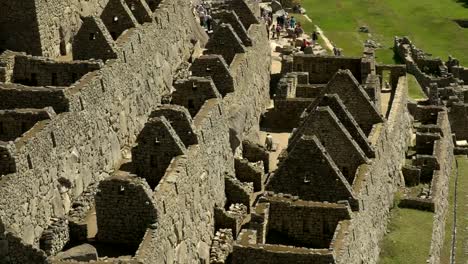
0,0,459,263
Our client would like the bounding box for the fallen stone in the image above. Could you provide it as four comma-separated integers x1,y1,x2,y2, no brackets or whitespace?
55,244,98,262
359,26,370,33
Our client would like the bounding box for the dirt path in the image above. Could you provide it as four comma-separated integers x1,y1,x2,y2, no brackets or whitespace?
259,131,291,171
300,14,334,52
315,25,334,51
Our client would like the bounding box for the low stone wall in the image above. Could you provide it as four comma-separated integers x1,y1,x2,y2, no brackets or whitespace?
0,84,69,113
235,158,264,192
210,228,234,264
39,218,69,256
242,140,269,173
292,55,364,84
399,198,434,212
232,229,335,264
11,54,102,87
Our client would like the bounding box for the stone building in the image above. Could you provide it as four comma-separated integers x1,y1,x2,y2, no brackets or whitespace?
0,0,457,263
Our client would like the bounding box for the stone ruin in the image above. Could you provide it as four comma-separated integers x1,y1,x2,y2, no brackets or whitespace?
0,0,458,264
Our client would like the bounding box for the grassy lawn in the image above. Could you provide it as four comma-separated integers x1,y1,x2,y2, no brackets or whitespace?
300,0,468,64
379,207,434,264
407,74,428,100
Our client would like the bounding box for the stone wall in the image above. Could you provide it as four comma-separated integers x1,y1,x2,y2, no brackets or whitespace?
242,140,269,173
0,108,55,142
0,84,69,113
232,229,335,264
265,196,351,248
292,55,365,84
131,116,186,188
394,37,461,91
100,0,138,41
134,99,233,263
210,228,234,264
0,0,111,57
0,142,16,175
11,54,102,86
219,23,271,144
324,70,383,134
0,0,212,260
449,103,468,140
266,135,358,207
262,98,313,130
296,106,368,183
426,110,454,264
295,84,323,98
334,75,412,264
95,174,157,245
0,0,42,56
171,77,221,117
205,24,246,65
72,16,119,61
189,55,234,97
39,218,69,256
234,158,264,192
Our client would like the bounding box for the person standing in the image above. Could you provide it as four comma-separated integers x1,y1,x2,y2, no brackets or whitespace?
290,16,296,29
312,31,319,46
206,13,213,32
265,134,274,151
266,23,270,39
275,24,281,39
197,5,206,28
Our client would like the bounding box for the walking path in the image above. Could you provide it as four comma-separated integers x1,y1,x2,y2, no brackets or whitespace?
315,25,334,51
300,13,333,52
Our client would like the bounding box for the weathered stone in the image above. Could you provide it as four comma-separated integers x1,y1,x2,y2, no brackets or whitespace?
55,243,98,261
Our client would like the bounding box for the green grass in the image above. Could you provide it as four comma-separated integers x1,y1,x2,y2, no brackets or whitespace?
379,207,434,264
407,74,428,100
301,0,468,65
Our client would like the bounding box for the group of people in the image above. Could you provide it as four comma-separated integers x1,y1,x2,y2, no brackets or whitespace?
195,2,213,33
270,13,304,40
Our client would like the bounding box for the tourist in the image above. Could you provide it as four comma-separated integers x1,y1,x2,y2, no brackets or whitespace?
275,24,282,39
333,44,342,56
279,14,285,28
290,16,296,29
294,23,304,38
197,5,206,27
205,13,213,32
266,23,270,39
312,31,319,45
265,134,274,151
300,38,311,51
265,15,272,27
